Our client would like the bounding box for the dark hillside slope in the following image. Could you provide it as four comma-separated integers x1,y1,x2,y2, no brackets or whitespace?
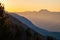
0,12,55,40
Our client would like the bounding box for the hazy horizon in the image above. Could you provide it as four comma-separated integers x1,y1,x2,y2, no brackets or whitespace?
16,9,60,13
17,11,60,32
0,0,60,12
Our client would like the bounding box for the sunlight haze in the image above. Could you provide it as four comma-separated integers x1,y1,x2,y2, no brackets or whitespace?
0,0,60,12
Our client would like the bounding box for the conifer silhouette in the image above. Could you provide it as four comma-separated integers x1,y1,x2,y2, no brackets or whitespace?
0,3,4,26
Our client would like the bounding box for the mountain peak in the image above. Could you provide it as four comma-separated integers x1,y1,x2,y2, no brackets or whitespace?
39,9,50,13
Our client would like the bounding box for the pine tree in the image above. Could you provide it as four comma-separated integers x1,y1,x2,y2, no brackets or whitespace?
0,3,4,26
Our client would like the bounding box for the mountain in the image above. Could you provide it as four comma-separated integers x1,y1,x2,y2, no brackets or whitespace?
0,12,56,40
0,3,56,40
17,10,60,32
9,13,58,40
38,9,50,13
0,9,60,40
10,13,60,40
16,10,60,40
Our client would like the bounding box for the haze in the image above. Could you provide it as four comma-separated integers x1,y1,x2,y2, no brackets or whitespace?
17,10,60,32
0,0,60,12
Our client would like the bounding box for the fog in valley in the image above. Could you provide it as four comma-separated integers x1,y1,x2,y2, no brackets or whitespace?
16,9,60,32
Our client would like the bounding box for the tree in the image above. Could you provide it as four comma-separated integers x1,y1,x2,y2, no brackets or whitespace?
0,3,4,26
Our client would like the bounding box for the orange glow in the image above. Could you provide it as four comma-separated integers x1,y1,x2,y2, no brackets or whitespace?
0,0,60,12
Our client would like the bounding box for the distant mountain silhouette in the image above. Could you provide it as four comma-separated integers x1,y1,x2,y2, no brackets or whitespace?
38,9,50,13
17,9,60,14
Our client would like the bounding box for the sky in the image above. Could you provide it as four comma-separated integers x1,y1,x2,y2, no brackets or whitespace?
0,0,60,12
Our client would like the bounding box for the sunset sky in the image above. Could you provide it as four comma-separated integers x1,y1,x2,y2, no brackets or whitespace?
0,0,60,12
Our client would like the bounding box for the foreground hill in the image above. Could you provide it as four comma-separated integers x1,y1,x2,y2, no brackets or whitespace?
0,11,56,40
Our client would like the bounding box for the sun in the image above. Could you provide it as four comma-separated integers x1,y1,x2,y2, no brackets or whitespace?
0,0,4,3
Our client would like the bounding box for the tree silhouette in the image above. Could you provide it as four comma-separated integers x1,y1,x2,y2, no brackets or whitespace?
0,3,4,25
